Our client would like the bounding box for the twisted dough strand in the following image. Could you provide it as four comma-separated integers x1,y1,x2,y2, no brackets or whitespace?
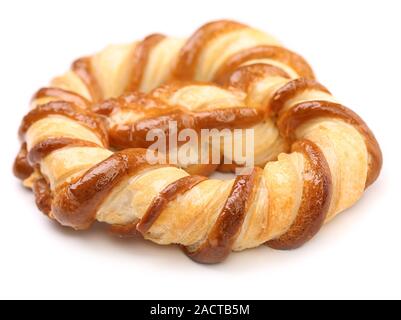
14,20,382,263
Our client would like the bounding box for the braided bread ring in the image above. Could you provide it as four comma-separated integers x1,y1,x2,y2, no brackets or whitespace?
14,20,382,263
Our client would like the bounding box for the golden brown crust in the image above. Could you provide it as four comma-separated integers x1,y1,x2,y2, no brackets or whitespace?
19,101,109,147
183,169,258,264
172,20,246,80
126,34,166,92
52,149,160,230
27,137,100,166
137,175,207,235
13,143,34,180
109,221,140,238
72,57,103,102
183,163,219,177
13,20,383,263
32,87,90,109
33,178,52,216
277,100,383,187
214,45,315,82
108,107,263,149
267,139,332,249
92,91,168,117
216,63,290,92
269,78,330,115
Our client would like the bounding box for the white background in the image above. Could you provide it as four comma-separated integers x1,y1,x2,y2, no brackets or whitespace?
0,0,400,300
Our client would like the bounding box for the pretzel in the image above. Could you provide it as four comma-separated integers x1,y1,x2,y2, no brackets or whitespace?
13,20,382,263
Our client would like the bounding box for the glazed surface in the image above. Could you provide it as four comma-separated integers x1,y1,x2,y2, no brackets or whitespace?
14,20,382,263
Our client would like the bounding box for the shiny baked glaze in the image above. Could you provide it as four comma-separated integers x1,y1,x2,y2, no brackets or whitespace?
72,57,103,102
33,178,52,216
183,169,258,264
137,175,207,234
172,20,246,80
149,80,247,110
214,45,315,82
95,83,262,153
19,101,109,147
108,107,263,149
217,63,290,92
13,20,383,263
32,87,90,109
28,137,100,166
52,149,167,230
126,34,166,92
13,143,34,180
267,139,332,249
109,221,140,238
268,78,330,115
185,163,219,177
277,100,383,187
93,91,177,117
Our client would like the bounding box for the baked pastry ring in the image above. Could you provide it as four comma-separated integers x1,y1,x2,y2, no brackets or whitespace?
14,20,382,263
